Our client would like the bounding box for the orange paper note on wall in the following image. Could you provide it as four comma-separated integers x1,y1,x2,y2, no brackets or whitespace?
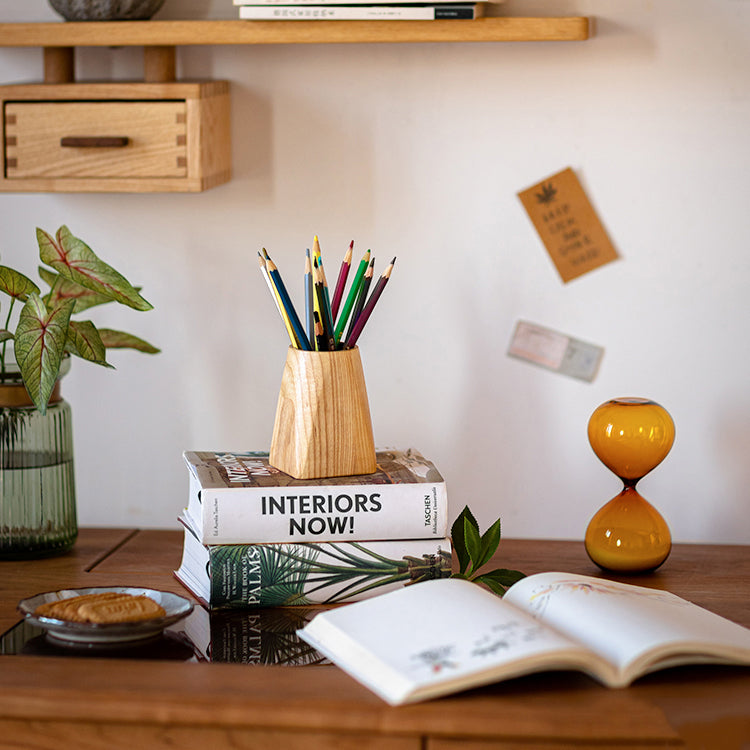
518,167,619,283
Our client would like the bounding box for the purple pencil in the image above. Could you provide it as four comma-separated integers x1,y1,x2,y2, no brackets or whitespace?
344,257,395,348
331,240,354,321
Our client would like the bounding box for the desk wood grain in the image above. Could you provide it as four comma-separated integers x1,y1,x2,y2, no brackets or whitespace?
1,530,748,749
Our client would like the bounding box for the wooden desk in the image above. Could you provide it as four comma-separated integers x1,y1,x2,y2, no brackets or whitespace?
1,530,748,749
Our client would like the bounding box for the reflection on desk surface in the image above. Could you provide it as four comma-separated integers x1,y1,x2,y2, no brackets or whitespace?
1,605,329,666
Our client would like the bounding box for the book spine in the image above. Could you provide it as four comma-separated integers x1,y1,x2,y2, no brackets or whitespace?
197,481,448,544
238,5,480,18
207,538,452,608
237,0,485,4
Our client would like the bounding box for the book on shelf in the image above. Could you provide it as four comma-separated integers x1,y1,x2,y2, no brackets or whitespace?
238,3,484,19
183,448,448,545
298,572,750,706
175,512,452,608
176,603,329,665
234,0,491,4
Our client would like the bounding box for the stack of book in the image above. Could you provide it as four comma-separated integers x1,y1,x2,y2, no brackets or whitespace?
234,0,486,21
175,448,452,609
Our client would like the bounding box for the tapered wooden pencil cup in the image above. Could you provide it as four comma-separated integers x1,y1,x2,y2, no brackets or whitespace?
269,346,377,479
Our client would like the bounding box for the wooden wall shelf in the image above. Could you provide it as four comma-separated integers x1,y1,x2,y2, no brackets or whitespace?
0,18,590,47
0,17,589,193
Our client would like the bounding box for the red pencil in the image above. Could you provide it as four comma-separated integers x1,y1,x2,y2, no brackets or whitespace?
344,257,395,348
330,240,354,321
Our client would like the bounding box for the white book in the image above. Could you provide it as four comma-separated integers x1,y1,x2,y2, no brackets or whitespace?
235,0,491,4
183,449,448,544
238,3,483,18
298,573,750,705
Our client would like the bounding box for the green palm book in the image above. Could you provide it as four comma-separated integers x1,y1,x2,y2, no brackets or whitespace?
175,515,451,609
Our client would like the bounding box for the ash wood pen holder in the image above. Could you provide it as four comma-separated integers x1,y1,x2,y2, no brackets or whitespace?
269,346,377,479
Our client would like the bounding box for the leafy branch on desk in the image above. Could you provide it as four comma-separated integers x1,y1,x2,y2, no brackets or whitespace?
450,505,526,596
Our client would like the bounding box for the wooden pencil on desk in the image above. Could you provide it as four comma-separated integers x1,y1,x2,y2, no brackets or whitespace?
345,257,395,348
331,240,354,321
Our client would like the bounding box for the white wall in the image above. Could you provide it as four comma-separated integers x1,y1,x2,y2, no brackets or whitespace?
1,1,748,543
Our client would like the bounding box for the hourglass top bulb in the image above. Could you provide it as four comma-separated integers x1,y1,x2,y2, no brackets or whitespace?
587,398,675,483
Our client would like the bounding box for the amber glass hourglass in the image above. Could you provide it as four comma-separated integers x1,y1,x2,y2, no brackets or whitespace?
585,398,675,573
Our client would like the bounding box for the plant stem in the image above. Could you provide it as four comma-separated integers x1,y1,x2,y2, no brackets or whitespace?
1,298,15,374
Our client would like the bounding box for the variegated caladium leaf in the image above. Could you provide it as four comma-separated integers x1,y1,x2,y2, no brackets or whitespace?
97,328,161,354
67,320,113,367
0,266,41,302
14,294,75,413
37,225,152,312
41,266,115,314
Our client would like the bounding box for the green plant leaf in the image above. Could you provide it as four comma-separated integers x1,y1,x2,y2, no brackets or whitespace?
42,268,117,314
474,575,508,597
476,568,527,590
463,516,482,575
474,517,502,571
14,294,75,412
0,266,40,301
0,330,13,343
67,320,113,367
97,328,161,354
449,505,526,596
37,226,153,312
450,505,479,575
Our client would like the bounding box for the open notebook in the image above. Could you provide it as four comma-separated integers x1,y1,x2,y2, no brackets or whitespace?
298,572,750,705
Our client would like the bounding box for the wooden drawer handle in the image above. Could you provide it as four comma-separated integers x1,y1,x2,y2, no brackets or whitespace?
60,136,130,148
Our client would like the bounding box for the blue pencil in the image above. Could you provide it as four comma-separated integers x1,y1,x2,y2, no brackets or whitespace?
263,250,312,351
305,248,314,347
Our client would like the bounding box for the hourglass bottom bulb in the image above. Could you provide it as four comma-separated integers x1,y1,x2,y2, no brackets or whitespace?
584,486,671,573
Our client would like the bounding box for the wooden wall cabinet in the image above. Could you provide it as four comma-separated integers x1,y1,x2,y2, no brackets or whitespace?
1,81,231,193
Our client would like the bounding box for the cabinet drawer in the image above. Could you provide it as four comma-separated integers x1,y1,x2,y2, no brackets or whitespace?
5,101,186,179
0,81,231,192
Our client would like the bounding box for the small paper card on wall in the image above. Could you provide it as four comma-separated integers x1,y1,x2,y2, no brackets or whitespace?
518,167,619,283
508,320,604,382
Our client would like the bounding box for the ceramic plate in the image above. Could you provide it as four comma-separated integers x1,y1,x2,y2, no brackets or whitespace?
18,587,194,645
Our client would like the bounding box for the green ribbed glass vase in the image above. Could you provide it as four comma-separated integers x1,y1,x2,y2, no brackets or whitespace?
0,365,77,559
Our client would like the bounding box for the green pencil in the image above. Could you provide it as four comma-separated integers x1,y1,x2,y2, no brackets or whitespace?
334,248,371,344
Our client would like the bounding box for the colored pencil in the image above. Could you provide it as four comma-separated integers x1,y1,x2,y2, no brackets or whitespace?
312,235,333,316
345,256,374,343
344,257,396,348
263,249,312,351
313,257,336,351
334,248,371,344
304,248,314,347
313,310,328,352
330,240,354,322
259,252,298,348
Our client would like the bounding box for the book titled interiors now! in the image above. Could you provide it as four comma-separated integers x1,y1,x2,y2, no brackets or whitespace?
183,449,448,544
298,572,750,705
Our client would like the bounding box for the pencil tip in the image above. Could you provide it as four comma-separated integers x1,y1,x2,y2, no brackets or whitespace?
391,257,397,264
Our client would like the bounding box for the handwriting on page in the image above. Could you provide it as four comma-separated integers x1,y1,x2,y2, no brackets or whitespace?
518,167,619,282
